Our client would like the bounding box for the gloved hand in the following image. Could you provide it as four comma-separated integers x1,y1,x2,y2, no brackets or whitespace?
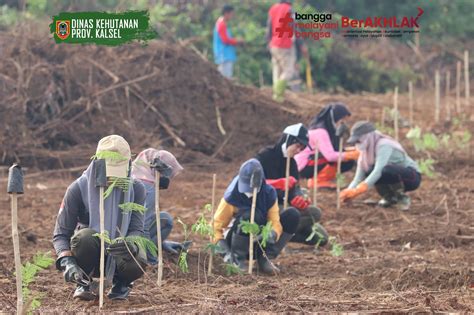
106,239,139,259
266,177,297,191
59,256,83,283
215,239,231,257
162,240,192,254
344,150,360,161
290,195,310,210
159,176,170,190
340,182,368,202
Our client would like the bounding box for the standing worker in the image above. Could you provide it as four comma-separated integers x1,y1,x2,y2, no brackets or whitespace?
267,0,308,101
213,4,243,79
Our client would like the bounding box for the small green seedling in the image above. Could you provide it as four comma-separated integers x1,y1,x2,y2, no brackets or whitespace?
328,236,344,257
93,232,158,257
118,202,147,214
305,223,325,248
20,252,55,313
177,218,190,273
225,263,243,276
336,173,346,187
418,158,436,178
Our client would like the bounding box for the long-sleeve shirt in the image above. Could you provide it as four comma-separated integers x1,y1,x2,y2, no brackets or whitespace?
348,144,420,189
213,198,282,243
213,17,237,64
52,180,146,256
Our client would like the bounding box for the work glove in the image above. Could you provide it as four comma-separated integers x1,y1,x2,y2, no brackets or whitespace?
59,256,84,284
162,240,192,255
340,182,369,202
215,239,231,257
343,150,360,161
106,239,139,260
159,176,170,190
290,195,311,210
266,177,297,191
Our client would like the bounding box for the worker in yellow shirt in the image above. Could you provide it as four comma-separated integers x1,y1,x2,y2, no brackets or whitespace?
213,158,300,274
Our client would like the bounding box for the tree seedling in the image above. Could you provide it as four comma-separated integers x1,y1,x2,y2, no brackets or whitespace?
8,164,24,314
328,236,344,257
208,174,217,276
191,203,213,280
248,169,262,274
177,218,190,273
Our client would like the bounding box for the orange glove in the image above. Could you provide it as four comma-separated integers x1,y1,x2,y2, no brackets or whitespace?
344,150,360,161
266,177,297,191
340,182,368,202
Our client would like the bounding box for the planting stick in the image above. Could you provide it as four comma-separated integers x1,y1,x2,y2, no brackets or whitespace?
283,157,291,210
393,86,399,141
306,55,313,93
7,164,23,314
154,170,163,286
336,138,344,211
312,147,319,207
408,81,413,126
207,173,216,276
446,71,451,121
456,61,461,114
465,50,470,114
435,70,440,123
248,170,261,275
94,159,107,309
381,107,386,128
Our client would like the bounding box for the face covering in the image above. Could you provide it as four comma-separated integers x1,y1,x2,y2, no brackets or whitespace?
244,192,253,198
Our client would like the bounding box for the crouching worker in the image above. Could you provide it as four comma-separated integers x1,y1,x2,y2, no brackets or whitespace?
340,121,421,210
295,103,358,189
213,159,300,274
131,148,189,263
53,135,147,301
256,123,328,246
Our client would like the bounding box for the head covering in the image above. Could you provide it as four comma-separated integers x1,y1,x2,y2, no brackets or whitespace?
347,121,376,144
131,148,183,184
237,158,264,193
277,123,311,156
96,135,131,178
309,103,351,150
356,130,406,172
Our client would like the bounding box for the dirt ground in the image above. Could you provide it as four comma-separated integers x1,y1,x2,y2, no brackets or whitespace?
0,88,473,313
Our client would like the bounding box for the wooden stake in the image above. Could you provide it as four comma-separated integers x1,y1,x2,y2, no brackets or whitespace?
465,50,470,115
99,186,105,308
435,70,440,123
381,107,386,128
207,174,216,276
456,61,462,114
11,195,22,313
336,138,344,211
248,185,258,274
445,71,451,121
154,171,163,286
408,81,413,126
393,86,399,141
312,147,319,207
258,69,264,88
283,157,291,210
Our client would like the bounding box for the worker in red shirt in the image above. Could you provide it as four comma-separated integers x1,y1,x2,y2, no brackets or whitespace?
213,5,244,78
266,1,307,101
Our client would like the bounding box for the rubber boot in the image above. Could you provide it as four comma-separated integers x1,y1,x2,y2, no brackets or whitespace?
273,79,287,102
229,232,250,271
257,232,294,275
291,222,328,247
308,164,337,189
375,183,398,208
107,280,131,300
393,183,411,211
73,285,96,301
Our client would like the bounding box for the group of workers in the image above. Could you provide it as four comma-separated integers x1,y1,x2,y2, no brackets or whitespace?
52,103,422,301
213,1,308,101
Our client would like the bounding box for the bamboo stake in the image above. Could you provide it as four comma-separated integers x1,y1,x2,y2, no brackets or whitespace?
456,61,461,114
381,107,386,128
465,50,470,115
154,170,163,286
99,186,105,308
312,147,319,207
248,185,258,274
445,71,451,121
435,70,440,123
408,81,413,126
7,164,23,314
336,138,344,211
207,174,216,276
283,157,291,210
393,86,399,141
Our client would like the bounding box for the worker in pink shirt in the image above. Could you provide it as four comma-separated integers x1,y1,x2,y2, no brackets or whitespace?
295,103,359,189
